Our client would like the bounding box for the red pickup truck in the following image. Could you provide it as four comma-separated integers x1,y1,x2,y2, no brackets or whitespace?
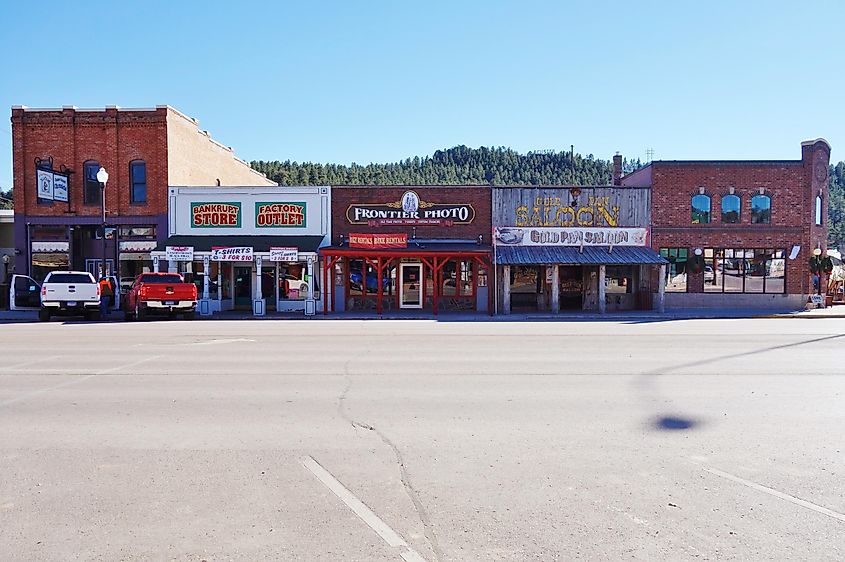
123,273,197,321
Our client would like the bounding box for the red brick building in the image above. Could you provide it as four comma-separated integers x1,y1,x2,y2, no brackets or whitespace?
623,139,831,308
321,186,493,314
11,105,274,285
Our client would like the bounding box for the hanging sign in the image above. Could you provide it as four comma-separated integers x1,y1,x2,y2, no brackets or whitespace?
348,233,408,249
191,202,242,228
346,190,475,226
211,246,254,261
52,173,68,202
494,227,649,247
255,202,306,228
166,245,194,261
269,247,299,262
37,169,54,200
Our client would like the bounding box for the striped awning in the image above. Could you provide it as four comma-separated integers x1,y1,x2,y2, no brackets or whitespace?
119,240,157,252
495,245,668,266
31,241,69,253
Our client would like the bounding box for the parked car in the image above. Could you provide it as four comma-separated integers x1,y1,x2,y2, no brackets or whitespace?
123,273,198,321
39,271,101,321
704,265,715,282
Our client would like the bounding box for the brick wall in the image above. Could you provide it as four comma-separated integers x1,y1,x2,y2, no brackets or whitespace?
648,139,831,295
331,186,492,243
166,109,275,187
12,106,169,217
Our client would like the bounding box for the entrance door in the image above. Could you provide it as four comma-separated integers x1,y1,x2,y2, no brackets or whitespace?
10,275,41,310
510,265,541,311
399,263,423,309
85,259,115,278
234,266,252,309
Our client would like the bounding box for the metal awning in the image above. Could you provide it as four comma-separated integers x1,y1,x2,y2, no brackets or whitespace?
495,245,668,265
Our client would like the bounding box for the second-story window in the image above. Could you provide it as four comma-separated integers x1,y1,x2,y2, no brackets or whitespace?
751,194,771,224
721,194,741,224
815,195,823,226
691,194,711,224
83,160,102,205
130,160,147,203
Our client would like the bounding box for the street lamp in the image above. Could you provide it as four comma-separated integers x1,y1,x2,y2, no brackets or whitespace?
96,167,109,278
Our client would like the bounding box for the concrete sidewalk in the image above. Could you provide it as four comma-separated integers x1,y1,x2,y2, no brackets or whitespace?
3,306,845,323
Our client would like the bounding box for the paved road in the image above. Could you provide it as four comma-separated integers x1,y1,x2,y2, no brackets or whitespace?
1,318,843,561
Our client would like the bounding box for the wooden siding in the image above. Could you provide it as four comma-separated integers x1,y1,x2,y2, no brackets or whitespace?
493,187,651,228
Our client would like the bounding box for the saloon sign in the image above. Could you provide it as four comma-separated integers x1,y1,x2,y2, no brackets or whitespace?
255,202,306,228
191,202,242,228
515,196,620,227
346,190,475,226
494,227,649,247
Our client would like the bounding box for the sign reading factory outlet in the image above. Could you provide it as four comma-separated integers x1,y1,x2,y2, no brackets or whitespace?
192,202,242,228
255,202,307,228
346,190,475,227
269,247,299,262
348,233,408,249
211,246,254,261
494,227,649,247
166,245,195,261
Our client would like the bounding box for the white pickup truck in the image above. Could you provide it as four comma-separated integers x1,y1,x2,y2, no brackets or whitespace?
39,271,101,321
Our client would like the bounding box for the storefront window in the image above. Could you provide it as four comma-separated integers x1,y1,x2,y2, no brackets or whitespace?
606,266,633,294
704,248,785,294
440,260,475,297
660,248,688,292
279,262,308,300
31,253,69,283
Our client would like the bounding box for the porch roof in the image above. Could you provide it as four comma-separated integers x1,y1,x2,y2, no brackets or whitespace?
495,245,668,266
157,235,325,253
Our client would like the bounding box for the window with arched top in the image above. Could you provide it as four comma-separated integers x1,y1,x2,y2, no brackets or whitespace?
815,195,823,226
751,194,771,224
130,160,147,203
83,160,101,205
691,194,711,224
721,194,741,224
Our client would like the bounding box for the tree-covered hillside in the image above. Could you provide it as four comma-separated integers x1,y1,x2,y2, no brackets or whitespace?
828,162,845,251
251,146,642,187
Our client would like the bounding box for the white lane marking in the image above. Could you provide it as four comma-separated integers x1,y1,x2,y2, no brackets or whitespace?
0,355,161,407
189,338,255,346
302,456,429,562
95,355,161,374
700,465,845,523
0,356,61,372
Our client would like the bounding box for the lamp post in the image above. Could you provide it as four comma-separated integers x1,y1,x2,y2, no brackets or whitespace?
96,167,109,278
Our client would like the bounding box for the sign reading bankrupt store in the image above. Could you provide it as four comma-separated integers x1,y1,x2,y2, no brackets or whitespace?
192,202,242,227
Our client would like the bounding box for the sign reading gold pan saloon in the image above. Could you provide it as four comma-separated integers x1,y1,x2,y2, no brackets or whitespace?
191,202,242,228
255,202,306,228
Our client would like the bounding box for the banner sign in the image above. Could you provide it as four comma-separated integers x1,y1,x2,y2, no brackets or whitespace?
120,241,157,252
52,173,68,202
494,227,649,247
348,233,408,249
256,202,306,228
346,190,475,226
211,246,254,261
269,247,299,262
191,202,242,228
37,169,54,200
166,245,195,261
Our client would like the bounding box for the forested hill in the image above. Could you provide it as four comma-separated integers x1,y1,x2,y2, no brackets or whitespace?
250,146,640,187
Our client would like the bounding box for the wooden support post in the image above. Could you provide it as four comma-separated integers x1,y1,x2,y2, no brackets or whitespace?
503,264,511,315
432,256,439,316
322,255,329,315
551,264,560,314
657,264,666,313
376,257,383,315
598,264,606,314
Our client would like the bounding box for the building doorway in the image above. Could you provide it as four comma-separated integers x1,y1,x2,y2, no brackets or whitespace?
234,266,252,309
399,263,422,309
559,266,583,310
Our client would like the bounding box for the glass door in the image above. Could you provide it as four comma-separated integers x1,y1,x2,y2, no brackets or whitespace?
399,263,423,309
234,266,252,309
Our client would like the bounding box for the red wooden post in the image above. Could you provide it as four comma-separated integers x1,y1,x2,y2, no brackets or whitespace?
376,256,383,315
322,255,329,315
432,256,439,316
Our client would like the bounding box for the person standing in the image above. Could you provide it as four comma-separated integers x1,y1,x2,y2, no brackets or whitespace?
99,276,114,318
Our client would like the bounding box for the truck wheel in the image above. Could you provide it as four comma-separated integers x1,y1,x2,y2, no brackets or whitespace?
86,310,102,322
136,303,146,322
183,311,196,321
38,309,51,322
123,309,134,322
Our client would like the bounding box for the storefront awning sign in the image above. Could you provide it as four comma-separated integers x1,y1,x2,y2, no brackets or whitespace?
166,245,195,261
32,241,70,253
37,169,54,200
120,241,157,252
348,233,408,249
211,246,254,261
269,247,299,262
494,227,649,247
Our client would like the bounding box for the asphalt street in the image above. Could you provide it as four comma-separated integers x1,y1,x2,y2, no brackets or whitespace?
0,317,843,561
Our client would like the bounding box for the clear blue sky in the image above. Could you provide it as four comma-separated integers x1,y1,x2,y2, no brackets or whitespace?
1,0,843,192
